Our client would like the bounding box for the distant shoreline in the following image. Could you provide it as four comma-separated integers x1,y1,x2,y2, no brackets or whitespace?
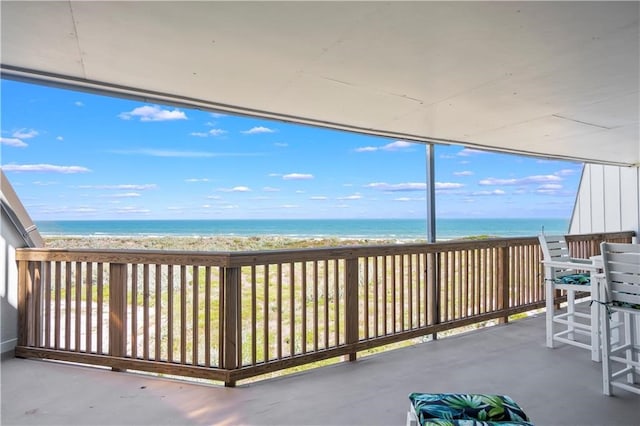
35,218,569,243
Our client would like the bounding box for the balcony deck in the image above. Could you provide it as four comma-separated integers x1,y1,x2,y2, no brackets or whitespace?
2,311,638,426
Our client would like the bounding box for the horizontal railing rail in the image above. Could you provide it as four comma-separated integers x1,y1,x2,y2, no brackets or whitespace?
15,231,634,386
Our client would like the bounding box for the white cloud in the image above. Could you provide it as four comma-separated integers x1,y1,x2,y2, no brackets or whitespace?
210,112,226,118
13,129,38,139
310,196,328,200
77,184,156,190
112,149,217,158
479,175,562,186
536,183,564,194
281,204,299,209
75,101,84,107
113,149,264,159
1,137,27,147
190,132,208,137
471,190,506,196
118,105,187,121
209,128,227,136
283,173,314,180
436,182,465,190
242,126,275,134
185,178,210,183
539,184,562,190
555,169,577,176
366,182,427,192
355,146,378,152
114,207,151,214
56,136,64,141
366,181,463,192
263,186,280,192
454,171,473,176
355,140,413,152
458,148,486,156
108,192,141,198
394,197,412,202
382,140,413,151
2,164,91,174
219,186,251,192
274,142,288,147
338,193,363,200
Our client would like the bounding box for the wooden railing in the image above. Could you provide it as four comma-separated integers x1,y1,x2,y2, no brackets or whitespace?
15,231,634,386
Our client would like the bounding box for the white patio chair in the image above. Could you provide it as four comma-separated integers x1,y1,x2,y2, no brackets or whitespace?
597,242,640,396
539,234,601,361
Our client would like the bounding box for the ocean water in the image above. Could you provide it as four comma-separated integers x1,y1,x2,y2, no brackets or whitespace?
36,218,569,241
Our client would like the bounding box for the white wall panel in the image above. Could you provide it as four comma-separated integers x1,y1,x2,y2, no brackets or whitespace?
570,164,639,236
590,165,606,232
620,166,640,233
603,165,621,231
573,166,593,233
1,213,21,354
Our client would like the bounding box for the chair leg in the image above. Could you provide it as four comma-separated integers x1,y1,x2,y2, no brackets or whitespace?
590,295,600,362
623,312,635,386
567,289,576,341
545,267,555,349
601,304,612,396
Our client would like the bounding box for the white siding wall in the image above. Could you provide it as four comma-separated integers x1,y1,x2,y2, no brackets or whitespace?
570,164,640,237
1,212,22,354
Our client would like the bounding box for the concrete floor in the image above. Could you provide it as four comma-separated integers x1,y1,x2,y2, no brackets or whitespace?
2,312,638,426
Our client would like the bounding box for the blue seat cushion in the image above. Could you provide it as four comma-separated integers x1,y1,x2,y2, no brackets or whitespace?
409,393,532,425
554,273,590,285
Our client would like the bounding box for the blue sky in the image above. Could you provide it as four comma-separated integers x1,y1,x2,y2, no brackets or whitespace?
1,79,582,221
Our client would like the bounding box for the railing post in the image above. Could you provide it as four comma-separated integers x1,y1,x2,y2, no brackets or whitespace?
109,263,127,370
345,258,359,361
223,266,240,386
427,251,439,340
17,260,30,348
31,262,42,348
497,246,510,324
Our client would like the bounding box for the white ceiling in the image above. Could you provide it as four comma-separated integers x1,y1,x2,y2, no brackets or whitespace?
2,1,639,166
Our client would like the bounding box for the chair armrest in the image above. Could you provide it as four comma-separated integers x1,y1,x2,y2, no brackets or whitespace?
541,259,600,272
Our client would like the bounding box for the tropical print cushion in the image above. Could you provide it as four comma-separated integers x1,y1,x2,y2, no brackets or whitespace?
422,421,534,426
554,273,590,285
409,393,531,425
611,300,640,310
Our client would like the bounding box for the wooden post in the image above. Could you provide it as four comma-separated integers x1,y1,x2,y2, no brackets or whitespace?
17,260,30,348
427,252,440,340
223,266,240,387
497,246,510,324
109,263,127,370
345,258,359,361
32,262,42,347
